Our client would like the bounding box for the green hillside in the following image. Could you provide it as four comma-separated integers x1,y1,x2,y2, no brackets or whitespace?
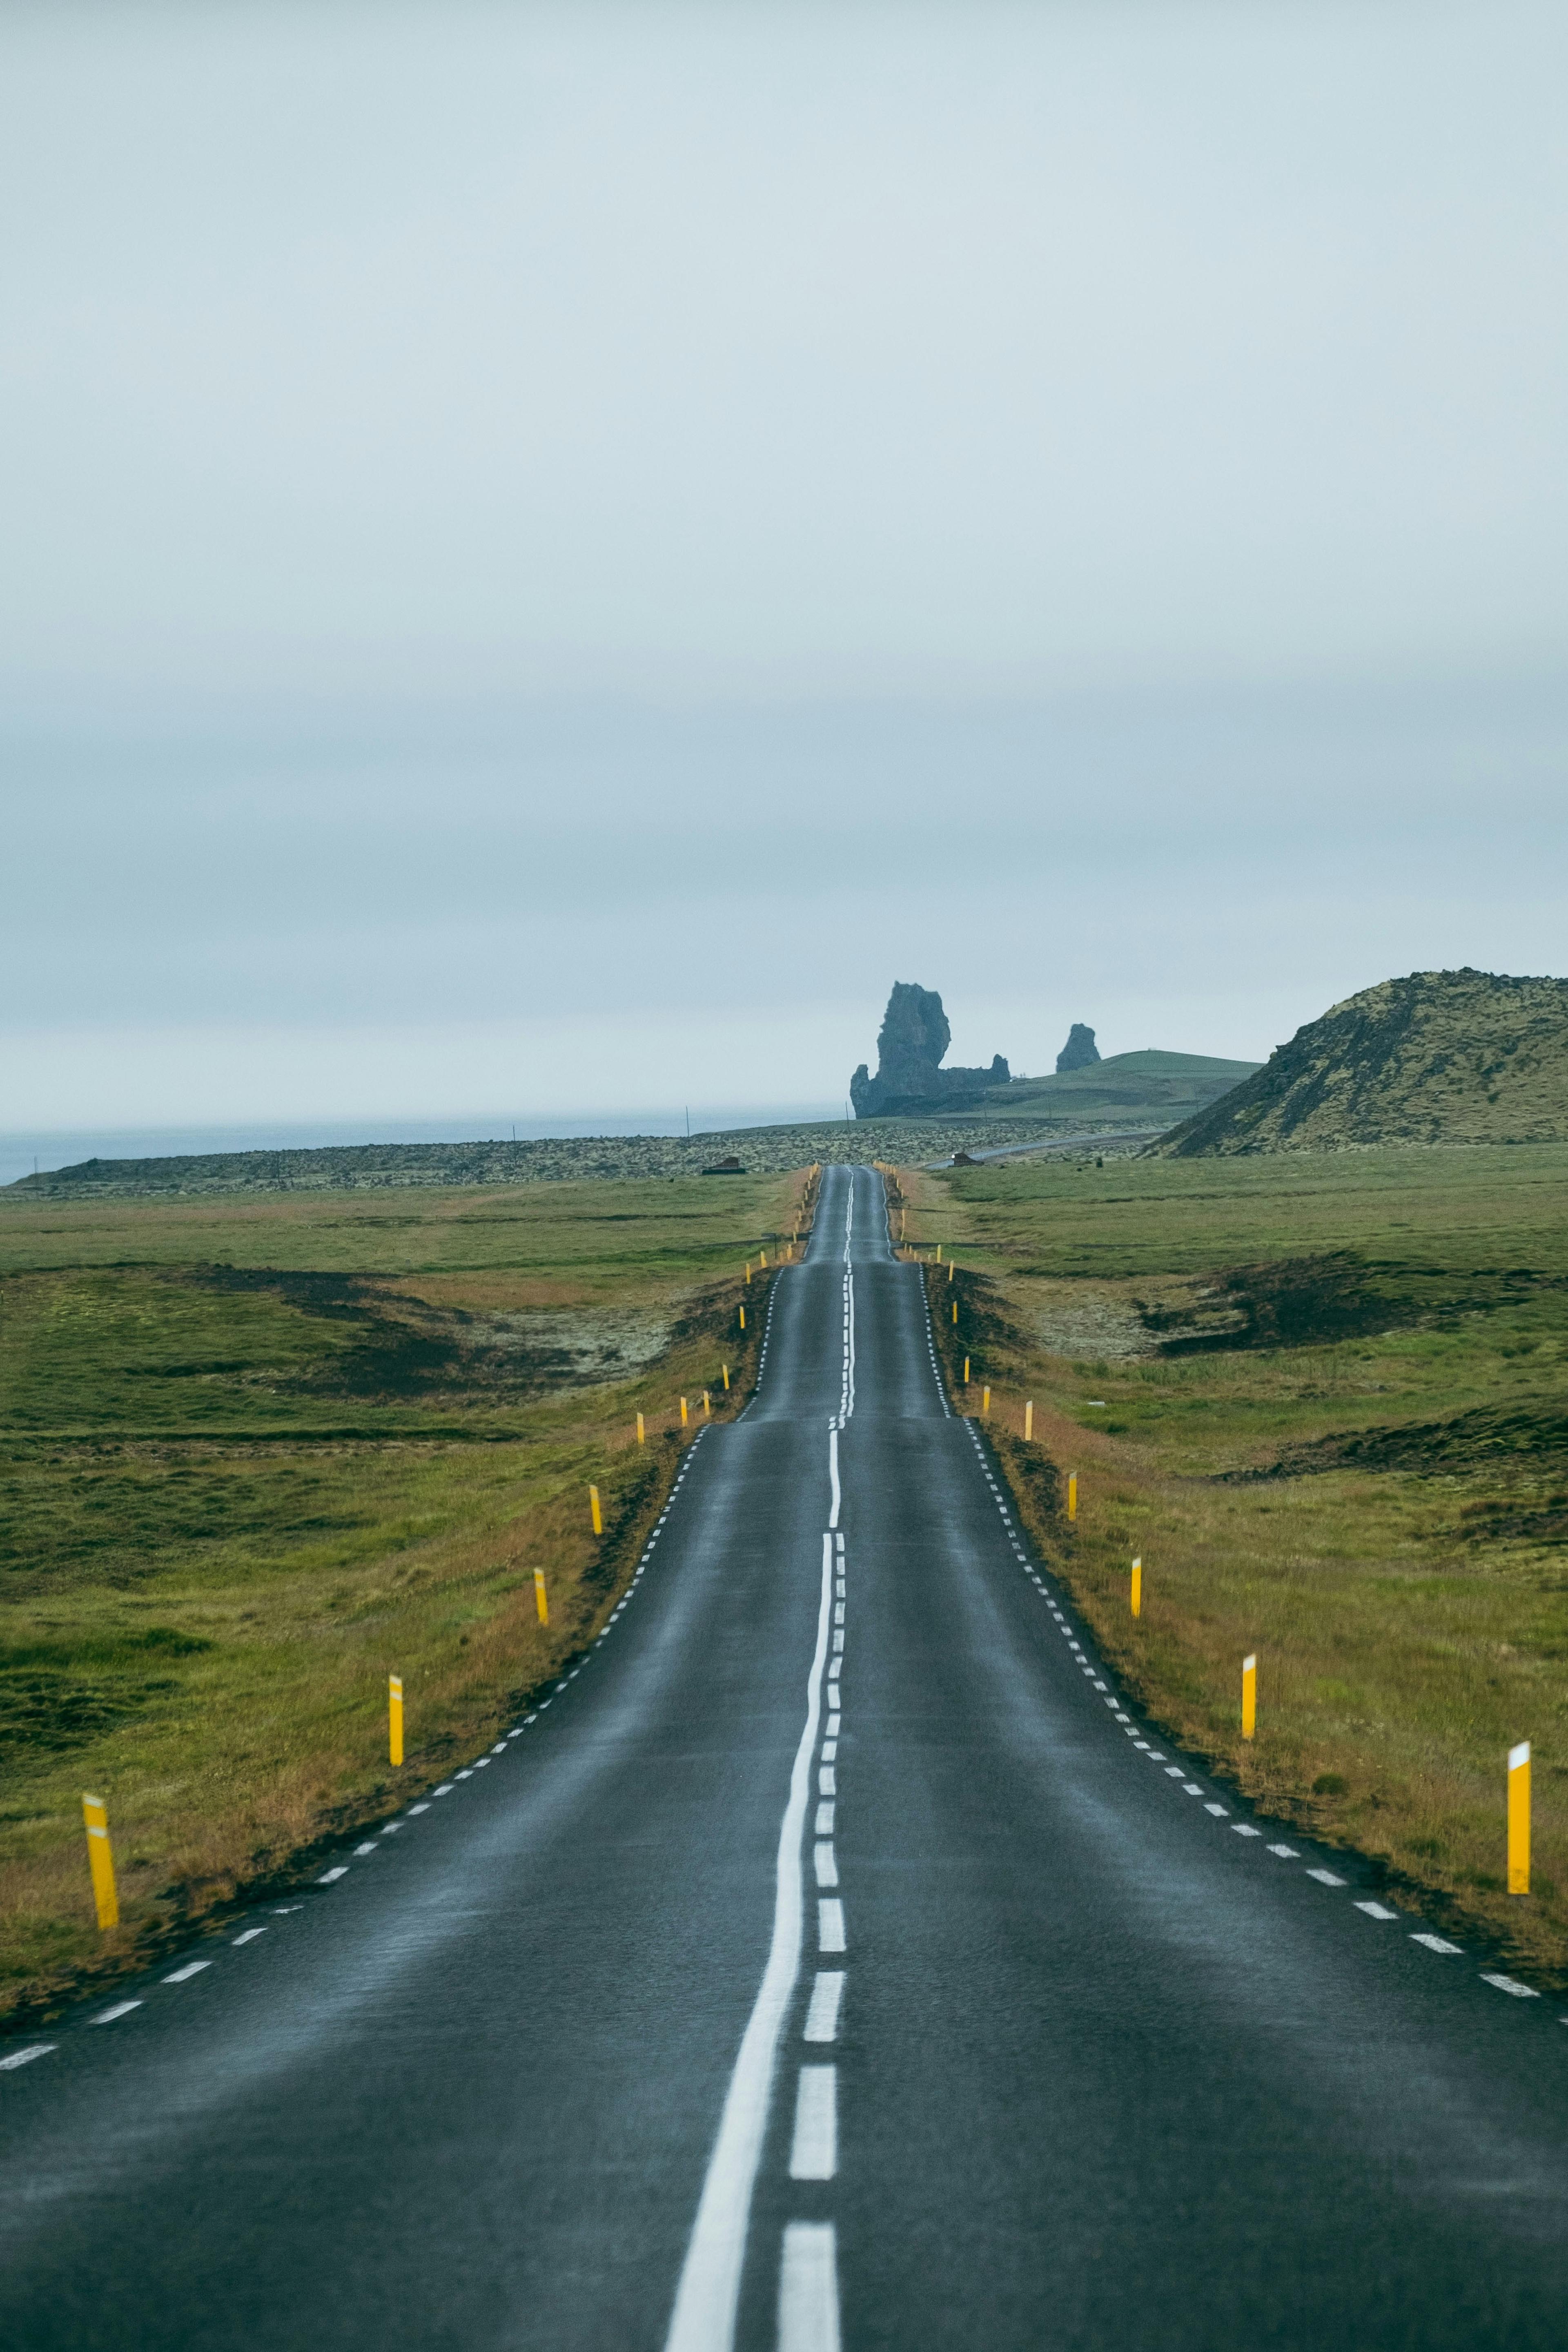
1161,970,1568,1156
977,1049,1260,1131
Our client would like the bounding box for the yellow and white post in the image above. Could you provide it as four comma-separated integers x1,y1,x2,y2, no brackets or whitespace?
589,1484,603,1535
702,1391,711,1417
1067,1474,1078,1522
1242,1653,1257,1740
389,1673,404,1767
1508,1741,1531,1894
1024,1400,1033,1441
534,1568,548,1625
636,1412,645,1445
1131,1558,1142,1618
81,1794,118,1931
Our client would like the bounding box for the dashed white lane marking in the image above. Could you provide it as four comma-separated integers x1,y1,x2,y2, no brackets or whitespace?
804,1972,844,2045
354,1843,379,1857
317,1866,349,1884
0,2044,54,2069
778,2222,841,2352
232,1927,267,1945
1267,1843,1299,1858
1412,1933,1463,1955
828,1427,841,1530
1231,1825,1263,1838
833,1603,845,1627
821,1741,838,1763
1165,1766,1185,1778
1481,1973,1540,1999
813,1843,839,1889
815,1803,835,1835
163,1960,212,1983
662,1527,834,2352
1307,1868,1347,1887
406,1802,430,1816
819,1768,837,1797
90,2002,141,2025
1204,1802,1229,1817
788,2066,838,2180
1354,1901,1400,1921
818,1900,846,1954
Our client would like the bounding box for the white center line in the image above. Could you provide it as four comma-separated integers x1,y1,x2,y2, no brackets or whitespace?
778,2222,841,2352
662,1525,834,2352
788,2065,838,2180
818,1899,846,1953
815,1803,835,1835
813,1842,839,1888
803,1971,844,2044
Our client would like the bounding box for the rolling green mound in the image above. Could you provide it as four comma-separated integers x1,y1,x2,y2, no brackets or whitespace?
1160,969,1568,1156
979,1049,1260,1131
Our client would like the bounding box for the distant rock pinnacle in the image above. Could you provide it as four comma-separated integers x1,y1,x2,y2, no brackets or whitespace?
1055,1024,1100,1073
850,983,1009,1118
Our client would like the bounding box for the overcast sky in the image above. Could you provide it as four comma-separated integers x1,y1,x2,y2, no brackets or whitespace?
4,0,1565,1136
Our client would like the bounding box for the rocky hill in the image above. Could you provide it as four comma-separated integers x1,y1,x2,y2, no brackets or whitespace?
1159,969,1568,1156
850,983,1009,1117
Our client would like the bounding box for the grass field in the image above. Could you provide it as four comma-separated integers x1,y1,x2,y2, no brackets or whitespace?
0,1171,809,2019
896,1144,1568,1979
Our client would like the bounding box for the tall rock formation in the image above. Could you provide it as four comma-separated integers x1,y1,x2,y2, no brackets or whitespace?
850,983,1010,1118
1158,969,1568,1155
1056,1024,1100,1073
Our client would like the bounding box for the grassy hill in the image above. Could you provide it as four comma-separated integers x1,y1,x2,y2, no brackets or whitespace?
1161,970,1568,1156
977,1049,1260,1132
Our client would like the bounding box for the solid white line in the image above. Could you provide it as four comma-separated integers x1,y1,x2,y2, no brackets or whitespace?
818,1900,846,1953
662,1524,833,2352
778,2222,841,2352
788,2065,838,2179
0,2044,54,2069
804,1971,844,2044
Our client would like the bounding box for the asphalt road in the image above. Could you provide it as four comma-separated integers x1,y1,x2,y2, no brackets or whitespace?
2,1164,1566,2349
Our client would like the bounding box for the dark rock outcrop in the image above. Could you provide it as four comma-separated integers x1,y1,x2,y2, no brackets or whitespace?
850,983,1009,1118
1055,1024,1100,1073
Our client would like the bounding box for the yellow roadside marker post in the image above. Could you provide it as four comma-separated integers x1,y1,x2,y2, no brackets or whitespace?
963,1357,970,1385
761,1248,768,1267
636,1412,645,1445
745,1261,752,1284
589,1484,603,1535
389,1674,404,1767
937,1244,942,1262
1024,1400,1034,1441
680,1396,689,1427
702,1391,711,1416
951,1301,958,1324
81,1795,118,1931
1067,1474,1078,1522
739,1305,746,1331
1131,1559,1142,1617
1242,1653,1257,1740
982,1386,991,1417
722,1364,731,1390
947,1260,954,1283
535,1568,549,1625
1509,1742,1531,1893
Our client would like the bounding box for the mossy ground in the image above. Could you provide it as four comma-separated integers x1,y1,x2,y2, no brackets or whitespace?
0,1172,810,2019
895,1143,1568,1980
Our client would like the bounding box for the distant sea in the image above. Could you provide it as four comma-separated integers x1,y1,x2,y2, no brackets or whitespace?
0,1106,853,1192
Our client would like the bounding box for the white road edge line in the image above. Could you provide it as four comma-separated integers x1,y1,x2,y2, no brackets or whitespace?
662,1524,833,2352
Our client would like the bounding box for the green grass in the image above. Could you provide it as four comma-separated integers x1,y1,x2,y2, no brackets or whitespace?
900,1143,1568,1977
0,1171,806,2018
